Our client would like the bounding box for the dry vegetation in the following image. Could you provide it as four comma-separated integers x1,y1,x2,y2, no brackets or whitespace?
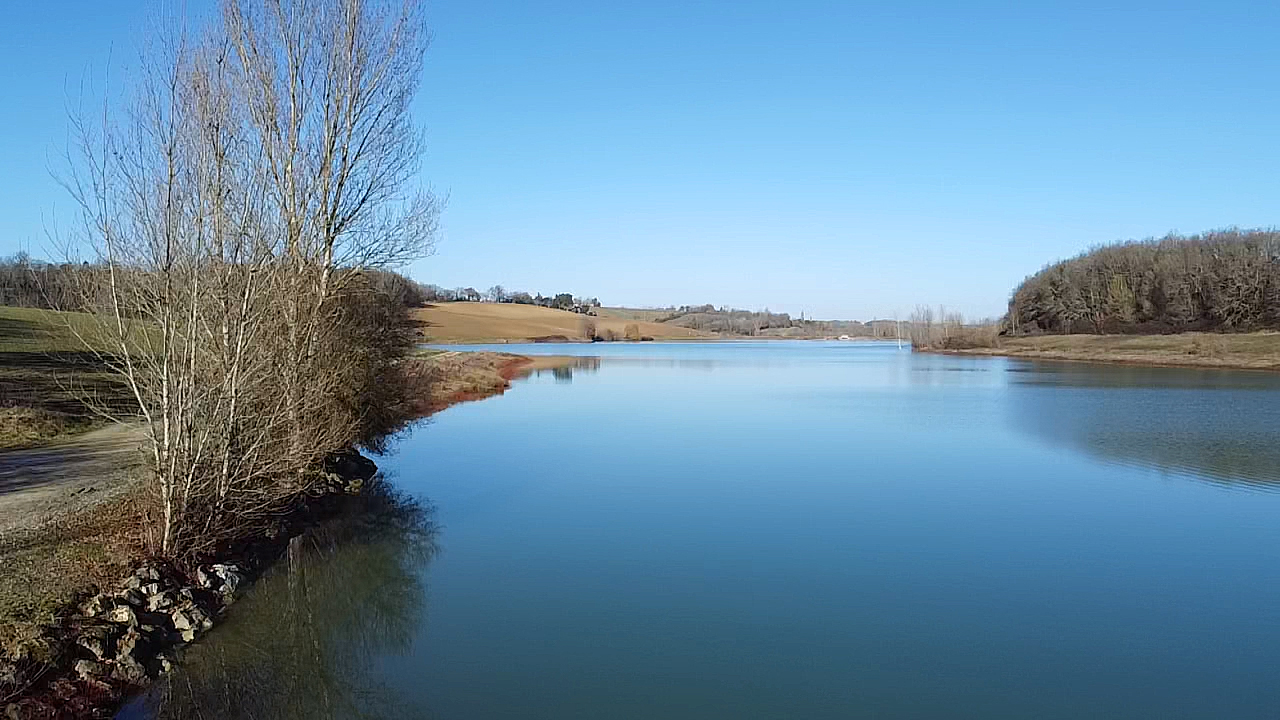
414,302,708,343
1010,229,1280,334
409,350,578,413
49,0,439,560
943,331,1280,370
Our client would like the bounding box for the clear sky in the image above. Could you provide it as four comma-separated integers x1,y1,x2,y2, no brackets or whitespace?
3,1,1279,319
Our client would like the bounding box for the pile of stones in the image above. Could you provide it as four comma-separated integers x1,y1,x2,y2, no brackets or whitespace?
71,562,244,688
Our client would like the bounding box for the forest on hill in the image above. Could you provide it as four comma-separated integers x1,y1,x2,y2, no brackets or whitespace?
1007,229,1280,335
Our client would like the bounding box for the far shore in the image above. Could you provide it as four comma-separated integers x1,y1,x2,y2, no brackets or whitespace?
929,332,1280,372
412,350,581,415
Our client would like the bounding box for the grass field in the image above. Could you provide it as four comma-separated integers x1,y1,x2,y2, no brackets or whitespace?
944,332,1280,370
592,306,676,323
414,302,710,343
0,307,130,449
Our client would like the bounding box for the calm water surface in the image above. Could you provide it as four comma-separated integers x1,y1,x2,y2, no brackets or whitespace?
127,342,1280,719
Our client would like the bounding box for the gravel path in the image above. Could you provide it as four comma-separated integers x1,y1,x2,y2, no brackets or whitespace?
0,424,143,537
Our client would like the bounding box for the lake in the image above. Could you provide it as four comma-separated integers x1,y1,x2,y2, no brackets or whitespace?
122,341,1280,719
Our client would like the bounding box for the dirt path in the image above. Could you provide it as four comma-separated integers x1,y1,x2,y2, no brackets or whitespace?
0,424,143,536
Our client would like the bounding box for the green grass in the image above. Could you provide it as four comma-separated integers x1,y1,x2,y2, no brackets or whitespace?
0,306,111,354
0,306,133,446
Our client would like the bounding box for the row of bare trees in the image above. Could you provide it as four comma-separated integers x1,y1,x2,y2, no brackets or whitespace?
1008,229,1280,334
906,306,999,349
56,0,438,558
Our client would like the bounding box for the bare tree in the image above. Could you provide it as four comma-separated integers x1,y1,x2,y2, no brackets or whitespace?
59,0,439,557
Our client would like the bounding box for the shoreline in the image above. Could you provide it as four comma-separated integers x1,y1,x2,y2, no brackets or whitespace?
412,351,579,415
926,332,1280,373
1,453,380,719
2,353,560,718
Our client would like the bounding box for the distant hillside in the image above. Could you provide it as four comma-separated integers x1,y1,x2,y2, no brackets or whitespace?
414,302,709,343
1008,229,1280,334
649,305,891,338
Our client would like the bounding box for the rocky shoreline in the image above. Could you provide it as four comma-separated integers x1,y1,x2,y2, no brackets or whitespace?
2,451,379,720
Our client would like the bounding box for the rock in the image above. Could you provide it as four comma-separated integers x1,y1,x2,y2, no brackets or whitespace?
147,589,177,611
170,609,195,632
107,605,138,626
76,627,116,660
135,565,161,582
179,628,196,643
195,567,213,589
123,574,143,590
325,448,378,479
118,588,146,608
111,655,149,685
188,606,213,631
211,564,243,594
74,659,108,682
79,594,106,618
116,628,142,660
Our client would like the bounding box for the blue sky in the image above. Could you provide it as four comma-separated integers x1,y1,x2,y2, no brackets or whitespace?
3,1,1279,319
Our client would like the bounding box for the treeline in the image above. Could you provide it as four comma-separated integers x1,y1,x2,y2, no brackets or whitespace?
420,284,600,311
659,305,797,335
0,254,430,314
0,253,82,309
1008,229,1280,334
657,305,909,338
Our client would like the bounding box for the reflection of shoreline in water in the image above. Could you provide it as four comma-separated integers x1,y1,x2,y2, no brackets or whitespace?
118,486,438,720
532,356,602,383
1008,361,1280,489
528,357,732,382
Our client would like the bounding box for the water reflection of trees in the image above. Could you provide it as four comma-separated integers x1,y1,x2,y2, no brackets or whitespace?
1008,361,1280,489
535,356,601,383
122,486,438,719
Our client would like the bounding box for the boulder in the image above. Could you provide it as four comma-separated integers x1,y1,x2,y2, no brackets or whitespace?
117,588,146,608
323,449,378,483
76,627,116,660
107,605,138,626
111,655,149,685
170,609,194,632
79,594,106,618
195,567,215,589
116,628,142,660
73,659,108,682
210,564,243,594
147,590,177,612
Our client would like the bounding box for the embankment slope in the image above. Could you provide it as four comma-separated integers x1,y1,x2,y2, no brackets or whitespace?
414,302,708,343
942,332,1280,371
